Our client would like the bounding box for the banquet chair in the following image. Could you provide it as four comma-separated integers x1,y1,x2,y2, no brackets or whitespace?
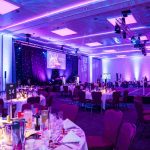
72,87,80,104
134,97,150,126
39,90,48,98
63,86,69,97
34,96,40,103
46,95,53,109
78,90,86,107
87,109,123,150
0,98,4,107
27,97,35,104
22,103,32,112
134,96,150,115
87,92,102,112
107,91,121,109
59,104,78,121
115,122,136,150
119,90,129,108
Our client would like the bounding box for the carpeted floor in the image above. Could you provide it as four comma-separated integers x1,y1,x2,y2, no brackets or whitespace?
51,92,150,150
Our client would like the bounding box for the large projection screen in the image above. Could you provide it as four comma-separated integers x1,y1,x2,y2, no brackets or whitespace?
47,51,66,70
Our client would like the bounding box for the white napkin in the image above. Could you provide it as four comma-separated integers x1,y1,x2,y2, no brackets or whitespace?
63,119,77,130
62,130,80,143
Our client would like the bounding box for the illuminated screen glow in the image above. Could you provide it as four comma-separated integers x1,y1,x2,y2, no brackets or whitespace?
47,51,66,70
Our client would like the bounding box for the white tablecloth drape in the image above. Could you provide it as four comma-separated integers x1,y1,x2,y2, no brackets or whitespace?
85,91,113,110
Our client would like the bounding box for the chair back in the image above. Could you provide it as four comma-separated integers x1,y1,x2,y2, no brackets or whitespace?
0,99,4,107
134,96,143,122
46,95,53,107
103,109,123,145
92,92,102,105
59,104,78,121
63,86,68,93
79,90,85,103
123,90,129,102
22,103,31,112
34,96,40,103
116,122,136,150
39,91,48,98
27,97,35,104
73,87,80,98
113,91,121,104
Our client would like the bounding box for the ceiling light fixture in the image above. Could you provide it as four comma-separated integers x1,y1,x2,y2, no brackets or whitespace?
51,28,77,36
0,0,19,15
0,0,105,31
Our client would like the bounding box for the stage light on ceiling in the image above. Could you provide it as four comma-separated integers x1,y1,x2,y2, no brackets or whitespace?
51,28,77,36
0,0,19,15
116,55,127,58
107,14,137,26
85,42,102,47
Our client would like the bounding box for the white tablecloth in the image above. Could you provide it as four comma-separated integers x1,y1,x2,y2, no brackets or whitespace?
85,91,113,110
101,93,112,110
60,85,75,95
25,119,88,150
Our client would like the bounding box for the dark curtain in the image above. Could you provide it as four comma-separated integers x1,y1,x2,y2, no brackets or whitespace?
15,43,47,85
15,43,78,84
66,55,78,82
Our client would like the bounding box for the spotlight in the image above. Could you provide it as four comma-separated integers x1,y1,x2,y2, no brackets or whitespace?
25,34,31,43
122,31,126,39
18,46,21,50
121,10,131,17
115,23,121,34
75,48,79,54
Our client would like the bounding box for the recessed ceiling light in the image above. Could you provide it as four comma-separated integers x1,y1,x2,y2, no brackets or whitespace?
107,14,137,26
51,28,77,36
0,0,19,15
140,36,148,40
117,55,127,58
103,50,117,53
146,46,150,49
85,42,102,47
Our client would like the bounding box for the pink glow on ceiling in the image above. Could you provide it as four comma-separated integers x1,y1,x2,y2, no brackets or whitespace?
85,42,102,47
107,14,137,26
103,50,116,53
0,0,19,15
0,0,105,31
116,55,127,58
140,36,148,40
51,28,77,36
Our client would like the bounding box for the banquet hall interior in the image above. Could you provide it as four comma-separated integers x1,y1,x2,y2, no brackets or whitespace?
0,0,150,150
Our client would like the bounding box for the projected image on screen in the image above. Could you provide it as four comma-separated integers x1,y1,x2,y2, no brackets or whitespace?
47,51,66,69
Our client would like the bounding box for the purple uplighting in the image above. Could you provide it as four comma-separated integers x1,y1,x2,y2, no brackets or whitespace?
0,1,150,150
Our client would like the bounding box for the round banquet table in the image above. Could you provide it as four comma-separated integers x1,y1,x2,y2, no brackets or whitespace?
4,97,27,114
3,119,88,150
85,91,113,110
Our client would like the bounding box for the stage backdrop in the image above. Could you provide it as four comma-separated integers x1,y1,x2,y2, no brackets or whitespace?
15,43,78,84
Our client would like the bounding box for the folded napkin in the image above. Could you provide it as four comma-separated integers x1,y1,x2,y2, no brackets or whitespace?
63,119,77,130
62,131,80,143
